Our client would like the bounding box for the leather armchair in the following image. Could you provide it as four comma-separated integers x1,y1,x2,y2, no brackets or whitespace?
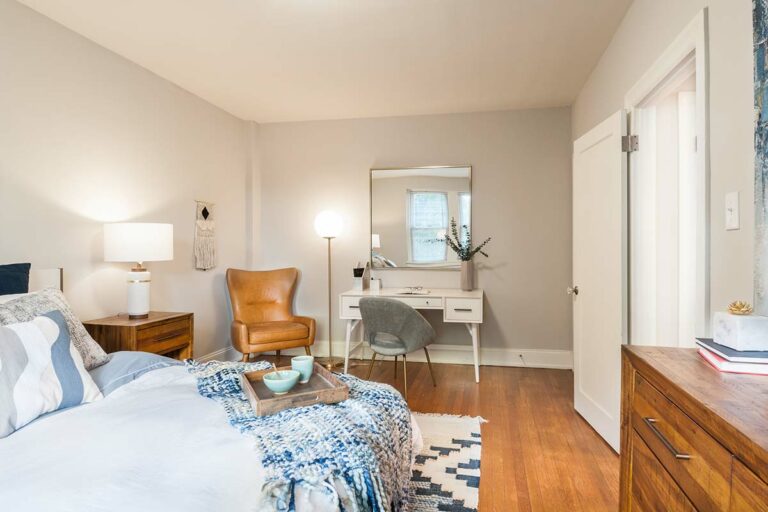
226,268,316,362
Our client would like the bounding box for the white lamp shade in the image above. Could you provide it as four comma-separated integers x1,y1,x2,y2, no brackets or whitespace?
314,210,343,238
371,234,381,248
104,223,174,263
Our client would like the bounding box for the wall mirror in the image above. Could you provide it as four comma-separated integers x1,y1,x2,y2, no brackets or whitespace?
370,165,471,270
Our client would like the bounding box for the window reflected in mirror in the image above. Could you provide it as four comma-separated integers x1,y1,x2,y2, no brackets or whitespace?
371,166,471,270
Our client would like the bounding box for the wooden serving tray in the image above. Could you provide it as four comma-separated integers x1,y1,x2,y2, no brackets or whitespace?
240,362,349,416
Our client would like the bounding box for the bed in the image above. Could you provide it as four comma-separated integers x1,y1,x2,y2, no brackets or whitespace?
0,351,423,512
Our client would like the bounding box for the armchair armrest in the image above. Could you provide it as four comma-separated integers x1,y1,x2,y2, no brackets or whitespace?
291,315,316,344
231,320,249,353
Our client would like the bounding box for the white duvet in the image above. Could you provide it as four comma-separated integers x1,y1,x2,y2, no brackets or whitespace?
0,366,422,512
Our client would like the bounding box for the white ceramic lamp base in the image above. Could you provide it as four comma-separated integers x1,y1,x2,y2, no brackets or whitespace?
127,270,151,319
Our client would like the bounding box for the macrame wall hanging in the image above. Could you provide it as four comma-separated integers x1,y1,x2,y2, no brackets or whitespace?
194,200,216,271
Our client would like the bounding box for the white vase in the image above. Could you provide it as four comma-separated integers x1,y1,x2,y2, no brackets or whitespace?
461,260,474,291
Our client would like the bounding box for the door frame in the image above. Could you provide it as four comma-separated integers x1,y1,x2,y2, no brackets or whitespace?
624,8,711,341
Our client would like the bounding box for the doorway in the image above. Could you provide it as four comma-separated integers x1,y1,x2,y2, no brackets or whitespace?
625,10,709,348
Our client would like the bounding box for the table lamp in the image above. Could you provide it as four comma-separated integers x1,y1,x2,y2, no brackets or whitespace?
314,210,343,369
104,223,174,319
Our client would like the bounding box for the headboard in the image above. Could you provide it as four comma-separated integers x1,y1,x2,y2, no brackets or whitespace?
29,268,63,292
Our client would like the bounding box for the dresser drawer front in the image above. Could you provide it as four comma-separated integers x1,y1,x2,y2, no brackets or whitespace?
630,430,695,512
632,373,731,511
137,319,191,353
731,458,768,512
444,298,482,322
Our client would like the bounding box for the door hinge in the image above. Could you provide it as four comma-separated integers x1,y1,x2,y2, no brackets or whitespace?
622,135,639,153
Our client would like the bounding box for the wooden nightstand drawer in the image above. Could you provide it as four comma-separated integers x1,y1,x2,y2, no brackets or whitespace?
632,373,731,511
84,312,194,360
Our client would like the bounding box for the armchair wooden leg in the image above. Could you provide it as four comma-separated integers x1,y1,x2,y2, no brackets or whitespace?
402,354,408,401
241,353,249,362
304,346,312,356
424,347,437,387
366,352,377,380
276,350,281,367
393,355,398,379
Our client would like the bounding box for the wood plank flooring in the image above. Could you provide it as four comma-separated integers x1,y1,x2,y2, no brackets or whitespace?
348,359,620,511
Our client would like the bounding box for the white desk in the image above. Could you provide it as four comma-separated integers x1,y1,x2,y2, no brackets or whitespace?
339,288,484,382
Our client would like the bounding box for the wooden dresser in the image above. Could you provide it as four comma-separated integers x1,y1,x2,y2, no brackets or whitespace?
84,312,193,361
620,346,768,511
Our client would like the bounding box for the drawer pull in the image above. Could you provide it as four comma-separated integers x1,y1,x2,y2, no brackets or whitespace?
349,305,359,309
151,329,187,343
643,417,691,460
454,308,473,312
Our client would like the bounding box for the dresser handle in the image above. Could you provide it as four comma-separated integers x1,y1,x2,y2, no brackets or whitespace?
349,305,359,309
455,308,473,312
643,417,691,460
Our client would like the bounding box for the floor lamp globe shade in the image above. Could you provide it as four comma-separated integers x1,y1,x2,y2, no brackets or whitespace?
314,211,343,239
103,223,174,319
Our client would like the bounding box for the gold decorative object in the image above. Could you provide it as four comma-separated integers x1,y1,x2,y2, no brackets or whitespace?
728,301,754,315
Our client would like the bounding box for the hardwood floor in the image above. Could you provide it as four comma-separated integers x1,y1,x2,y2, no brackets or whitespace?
349,358,620,511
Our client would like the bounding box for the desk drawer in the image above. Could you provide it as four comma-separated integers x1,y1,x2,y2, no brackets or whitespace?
398,296,442,309
341,296,362,318
632,373,731,511
444,298,482,322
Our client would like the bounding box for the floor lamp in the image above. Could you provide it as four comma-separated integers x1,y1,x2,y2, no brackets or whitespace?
314,210,344,370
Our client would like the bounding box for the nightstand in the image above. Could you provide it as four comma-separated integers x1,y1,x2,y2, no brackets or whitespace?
83,312,194,360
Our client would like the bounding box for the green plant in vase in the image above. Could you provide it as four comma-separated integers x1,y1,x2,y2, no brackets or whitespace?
439,218,491,290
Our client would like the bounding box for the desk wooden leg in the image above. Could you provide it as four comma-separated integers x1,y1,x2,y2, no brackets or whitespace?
344,319,359,373
466,323,480,383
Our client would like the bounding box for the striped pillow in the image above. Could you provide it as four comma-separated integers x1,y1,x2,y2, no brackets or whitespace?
0,310,102,438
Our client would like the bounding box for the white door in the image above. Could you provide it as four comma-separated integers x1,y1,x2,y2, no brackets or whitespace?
572,110,628,453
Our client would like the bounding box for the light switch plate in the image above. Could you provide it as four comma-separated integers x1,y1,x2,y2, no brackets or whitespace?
725,191,740,230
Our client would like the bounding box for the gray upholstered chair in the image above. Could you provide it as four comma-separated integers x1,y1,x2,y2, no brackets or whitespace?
358,297,437,399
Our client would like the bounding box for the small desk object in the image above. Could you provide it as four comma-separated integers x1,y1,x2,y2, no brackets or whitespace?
339,288,483,382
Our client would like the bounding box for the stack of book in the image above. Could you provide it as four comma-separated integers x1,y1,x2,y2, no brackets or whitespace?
696,337,768,375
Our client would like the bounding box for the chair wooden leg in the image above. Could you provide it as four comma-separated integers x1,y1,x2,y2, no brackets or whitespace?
275,350,281,367
393,356,398,379
402,354,408,400
366,352,377,380
241,353,249,362
424,347,437,387
304,346,312,356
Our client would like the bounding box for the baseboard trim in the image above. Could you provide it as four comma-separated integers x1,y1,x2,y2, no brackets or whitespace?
197,346,239,362
232,341,573,370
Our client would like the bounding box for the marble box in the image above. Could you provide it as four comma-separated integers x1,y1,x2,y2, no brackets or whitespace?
713,311,768,351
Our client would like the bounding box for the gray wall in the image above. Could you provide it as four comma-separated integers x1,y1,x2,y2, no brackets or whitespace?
0,0,254,357
258,107,573,351
572,0,755,319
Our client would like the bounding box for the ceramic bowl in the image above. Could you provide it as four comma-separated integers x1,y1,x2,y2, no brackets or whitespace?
262,370,300,395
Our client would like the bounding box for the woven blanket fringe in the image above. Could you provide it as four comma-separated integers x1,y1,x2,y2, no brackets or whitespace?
259,467,390,512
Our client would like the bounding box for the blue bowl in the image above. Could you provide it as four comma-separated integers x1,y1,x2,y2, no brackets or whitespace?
263,370,300,395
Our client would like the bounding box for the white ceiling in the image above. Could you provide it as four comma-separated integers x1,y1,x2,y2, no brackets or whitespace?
17,0,632,123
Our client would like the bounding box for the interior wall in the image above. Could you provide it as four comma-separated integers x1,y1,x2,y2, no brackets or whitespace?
0,0,253,358
258,107,573,352
572,0,755,321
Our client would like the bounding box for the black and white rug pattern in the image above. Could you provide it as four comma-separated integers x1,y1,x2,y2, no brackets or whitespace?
410,413,485,512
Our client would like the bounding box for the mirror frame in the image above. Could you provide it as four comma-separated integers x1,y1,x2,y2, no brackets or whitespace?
369,165,473,271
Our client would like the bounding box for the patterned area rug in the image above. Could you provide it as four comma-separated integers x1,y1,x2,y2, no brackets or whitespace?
410,413,486,512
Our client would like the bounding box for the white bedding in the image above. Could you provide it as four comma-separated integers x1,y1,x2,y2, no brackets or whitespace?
0,365,422,512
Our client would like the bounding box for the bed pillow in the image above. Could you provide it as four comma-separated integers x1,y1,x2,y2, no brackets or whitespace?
89,351,181,396
0,310,103,438
0,263,31,296
0,288,109,370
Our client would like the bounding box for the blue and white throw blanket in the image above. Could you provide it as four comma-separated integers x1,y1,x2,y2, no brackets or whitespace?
185,360,413,512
